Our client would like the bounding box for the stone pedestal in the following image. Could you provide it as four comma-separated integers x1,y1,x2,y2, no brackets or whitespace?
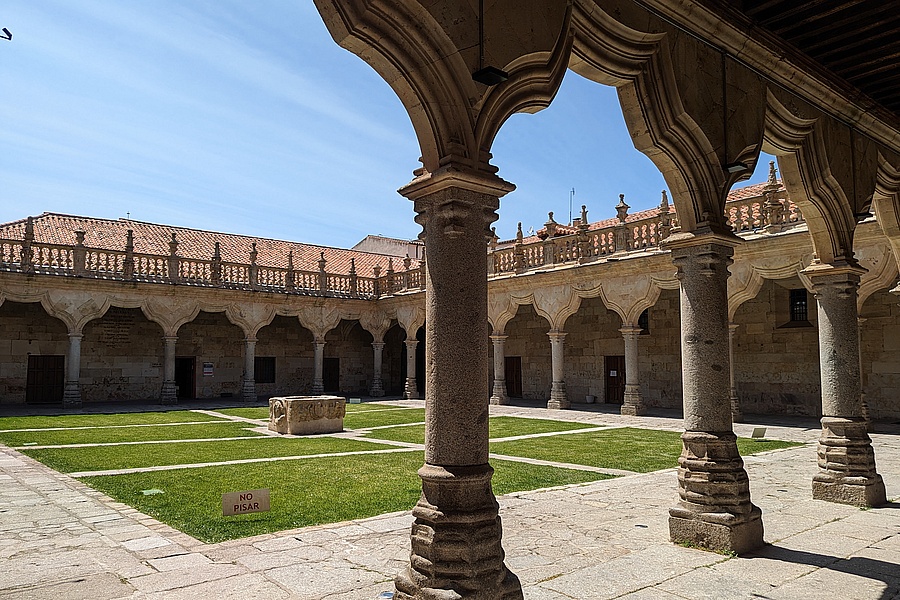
619,326,645,416
404,339,420,399
160,335,178,405
547,330,569,410
489,334,509,405
665,235,763,554
268,396,346,435
807,267,885,507
63,333,83,408
370,342,385,397
242,337,257,403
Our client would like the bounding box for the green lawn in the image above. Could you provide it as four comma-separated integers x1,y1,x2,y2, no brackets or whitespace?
82,451,612,542
344,408,426,430
489,427,801,473
0,410,224,431
364,416,600,445
23,436,392,473
0,421,265,448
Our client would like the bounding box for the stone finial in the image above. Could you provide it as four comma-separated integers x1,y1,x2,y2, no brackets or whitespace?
660,190,670,213
544,211,557,237
318,251,326,272
515,222,524,243
250,242,258,264
616,194,630,223
24,216,34,242
169,232,178,256
766,160,778,187
74,230,86,246
403,255,412,270
349,257,356,276
213,241,221,260
387,257,395,274
285,250,295,291
125,230,134,252
373,264,381,278
124,230,135,280
581,204,588,226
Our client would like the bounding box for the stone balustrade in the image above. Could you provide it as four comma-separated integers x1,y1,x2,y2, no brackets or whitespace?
0,193,803,297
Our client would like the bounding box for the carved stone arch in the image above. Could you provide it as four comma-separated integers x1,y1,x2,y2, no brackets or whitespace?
42,290,111,334
225,303,277,338
569,0,766,233
395,303,425,338
727,259,808,321
297,305,344,340
315,0,572,174
595,273,668,326
856,242,898,311
872,150,900,286
142,299,201,338
488,292,535,334
764,89,878,266
359,309,394,343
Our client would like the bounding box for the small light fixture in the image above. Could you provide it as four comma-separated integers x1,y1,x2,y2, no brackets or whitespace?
724,161,749,174
1,27,11,41
473,66,508,86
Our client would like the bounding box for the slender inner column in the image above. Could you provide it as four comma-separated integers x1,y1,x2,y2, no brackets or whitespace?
666,236,763,554
808,268,885,506
311,338,325,394
728,323,742,423
370,341,385,397
242,337,257,403
619,326,644,416
394,172,521,599
547,330,569,409
160,335,178,405
489,334,509,405
403,339,419,399
63,333,83,408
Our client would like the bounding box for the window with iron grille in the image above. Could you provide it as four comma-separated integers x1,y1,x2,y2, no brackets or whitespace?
255,356,276,384
789,288,808,323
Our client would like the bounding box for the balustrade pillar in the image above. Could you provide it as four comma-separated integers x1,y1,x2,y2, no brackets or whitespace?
394,170,520,599
403,339,419,399
728,323,742,422
311,338,326,394
547,330,568,410
63,333,83,408
370,341,385,397
489,334,509,405
160,335,178,405
665,234,763,554
807,265,885,507
242,337,257,402
619,326,644,415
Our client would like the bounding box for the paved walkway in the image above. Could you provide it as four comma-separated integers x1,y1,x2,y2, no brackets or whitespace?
1,402,898,599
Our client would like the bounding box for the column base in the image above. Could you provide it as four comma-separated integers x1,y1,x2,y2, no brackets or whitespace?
620,387,645,415
370,381,385,398
394,464,522,600
311,380,324,395
730,394,743,423
160,381,178,405
241,381,256,403
669,431,764,554
62,382,82,408
490,380,508,405
812,417,886,507
404,378,420,400
547,383,569,410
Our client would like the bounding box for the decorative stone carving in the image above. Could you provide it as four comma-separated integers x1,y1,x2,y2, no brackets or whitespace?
268,396,346,435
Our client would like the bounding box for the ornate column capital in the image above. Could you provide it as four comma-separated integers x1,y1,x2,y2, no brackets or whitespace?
619,325,642,338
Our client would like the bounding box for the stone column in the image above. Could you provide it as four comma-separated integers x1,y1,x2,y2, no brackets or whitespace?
370,341,385,397
807,266,885,507
311,338,325,394
665,234,763,554
619,326,644,415
160,335,178,405
403,339,419,399
242,337,257,403
728,323,742,422
394,170,520,599
547,330,568,409
489,334,509,405
63,333,83,408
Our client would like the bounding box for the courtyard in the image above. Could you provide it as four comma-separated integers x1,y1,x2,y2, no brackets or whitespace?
1,399,898,599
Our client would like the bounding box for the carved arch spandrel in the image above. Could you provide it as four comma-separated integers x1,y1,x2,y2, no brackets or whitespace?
727,257,811,321
315,0,571,174
142,299,201,337
569,0,766,233
43,290,110,334
226,303,277,338
297,306,344,341
872,151,900,285
856,242,898,310
359,310,394,343
596,273,674,327
395,304,425,338
764,89,878,266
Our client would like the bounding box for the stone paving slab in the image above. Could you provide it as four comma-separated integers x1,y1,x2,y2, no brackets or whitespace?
0,404,898,599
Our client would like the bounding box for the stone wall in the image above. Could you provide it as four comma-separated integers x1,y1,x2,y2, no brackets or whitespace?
324,320,375,396
0,301,69,403
81,307,164,402
256,315,314,397
861,289,900,420
732,279,821,416
639,288,683,409
505,303,551,400
564,296,624,404
176,311,244,399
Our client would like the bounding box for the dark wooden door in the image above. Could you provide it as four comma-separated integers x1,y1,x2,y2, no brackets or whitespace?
323,357,340,393
504,356,522,398
605,355,626,404
175,357,195,399
26,355,65,404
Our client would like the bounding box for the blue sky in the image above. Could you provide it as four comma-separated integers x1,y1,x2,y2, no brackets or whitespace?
2,1,775,249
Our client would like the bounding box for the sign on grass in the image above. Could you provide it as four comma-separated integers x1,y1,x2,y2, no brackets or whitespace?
222,488,270,516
